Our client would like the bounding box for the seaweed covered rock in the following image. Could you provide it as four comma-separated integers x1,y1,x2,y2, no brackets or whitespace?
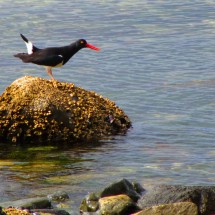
2,208,30,215
0,76,131,143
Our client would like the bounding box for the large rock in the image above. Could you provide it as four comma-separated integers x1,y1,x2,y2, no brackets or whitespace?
0,76,131,143
133,202,198,215
138,184,215,215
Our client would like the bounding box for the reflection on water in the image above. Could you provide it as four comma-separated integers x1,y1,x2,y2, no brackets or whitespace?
0,0,215,213
0,142,103,183
0,142,111,211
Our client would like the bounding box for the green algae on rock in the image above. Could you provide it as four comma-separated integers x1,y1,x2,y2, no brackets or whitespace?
80,179,142,214
99,194,139,215
0,76,131,144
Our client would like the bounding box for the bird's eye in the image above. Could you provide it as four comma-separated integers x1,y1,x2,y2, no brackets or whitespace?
80,40,84,44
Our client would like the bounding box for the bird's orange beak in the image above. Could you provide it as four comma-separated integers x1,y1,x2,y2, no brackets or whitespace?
86,43,100,51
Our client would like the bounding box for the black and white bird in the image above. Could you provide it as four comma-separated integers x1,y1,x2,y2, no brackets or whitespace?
14,34,100,80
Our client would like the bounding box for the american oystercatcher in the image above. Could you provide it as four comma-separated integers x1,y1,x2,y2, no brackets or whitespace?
14,34,100,80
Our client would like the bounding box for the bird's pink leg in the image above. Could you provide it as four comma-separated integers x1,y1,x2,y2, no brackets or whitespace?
46,67,55,80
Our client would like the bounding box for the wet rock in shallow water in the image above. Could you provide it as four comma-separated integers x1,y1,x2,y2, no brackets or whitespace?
0,76,131,144
99,178,144,202
99,194,139,215
2,208,31,215
138,185,215,215
47,191,70,203
133,202,198,215
31,209,70,215
80,192,99,212
80,179,142,214
2,208,70,215
0,197,70,215
0,197,51,210
0,207,6,215
20,198,51,210
80,179,215,215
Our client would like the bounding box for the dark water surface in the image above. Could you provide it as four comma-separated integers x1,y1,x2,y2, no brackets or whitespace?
0,0,215,214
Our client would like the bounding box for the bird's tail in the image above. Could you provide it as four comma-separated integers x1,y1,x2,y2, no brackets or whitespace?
20,34,29,43
20,34,40,54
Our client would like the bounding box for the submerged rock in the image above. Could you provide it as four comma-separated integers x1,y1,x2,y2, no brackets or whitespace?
47,191,70,203
0,76,131,144
0,197,51,209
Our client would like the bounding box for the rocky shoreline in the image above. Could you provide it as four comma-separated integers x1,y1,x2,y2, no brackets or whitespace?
0,78,214,214
1,179,215,215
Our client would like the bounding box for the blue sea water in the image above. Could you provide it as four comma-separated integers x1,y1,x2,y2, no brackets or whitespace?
0,0,215,214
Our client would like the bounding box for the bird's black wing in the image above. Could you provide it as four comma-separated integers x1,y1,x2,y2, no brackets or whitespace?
32,55,64,67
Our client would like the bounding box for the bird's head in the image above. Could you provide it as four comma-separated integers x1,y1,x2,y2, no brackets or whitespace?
76,39,100,51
